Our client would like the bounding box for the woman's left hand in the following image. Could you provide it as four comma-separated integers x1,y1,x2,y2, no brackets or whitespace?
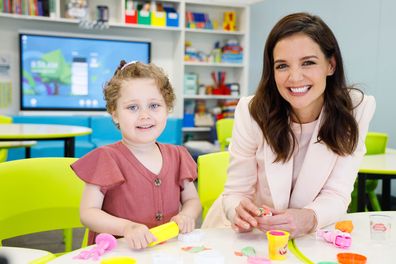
256,208,317,237
171,214,195,233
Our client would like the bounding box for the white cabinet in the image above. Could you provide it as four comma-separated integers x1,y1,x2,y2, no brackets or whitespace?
0,0,249,142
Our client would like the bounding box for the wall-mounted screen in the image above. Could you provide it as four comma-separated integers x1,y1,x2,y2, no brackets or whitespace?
19,33,151,111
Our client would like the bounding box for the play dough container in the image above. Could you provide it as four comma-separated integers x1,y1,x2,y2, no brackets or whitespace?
266,230,290,260
148,221,179,247
100,256,136,264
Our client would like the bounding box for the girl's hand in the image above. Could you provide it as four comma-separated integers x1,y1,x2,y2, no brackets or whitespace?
171,213,195,233
123,222,156,249
232,198,262,232
256,208,317,237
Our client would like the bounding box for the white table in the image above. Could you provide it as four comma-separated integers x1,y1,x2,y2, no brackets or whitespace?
293,212,396,264
0,124,92,157
0,246,54,264
49,228,301,263
358,153,396,211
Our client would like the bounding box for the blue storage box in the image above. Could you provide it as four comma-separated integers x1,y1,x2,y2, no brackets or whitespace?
183,113,195,127
164,7,179,27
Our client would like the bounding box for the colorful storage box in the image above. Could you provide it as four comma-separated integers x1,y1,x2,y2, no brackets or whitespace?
151,11,166,26
166,12,179,27
125,9,137,24
138,10,151,25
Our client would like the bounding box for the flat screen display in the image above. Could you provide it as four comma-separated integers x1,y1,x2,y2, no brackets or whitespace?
19,33,151,111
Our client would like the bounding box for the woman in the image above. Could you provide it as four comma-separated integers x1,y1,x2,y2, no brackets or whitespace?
202,12,375,237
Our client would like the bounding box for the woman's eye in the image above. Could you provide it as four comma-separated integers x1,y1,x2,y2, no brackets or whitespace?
302,60,315,66
275,64,287,70
127,105,138,111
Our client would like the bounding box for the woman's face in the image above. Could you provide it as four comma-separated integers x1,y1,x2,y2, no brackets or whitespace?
273,33,335,123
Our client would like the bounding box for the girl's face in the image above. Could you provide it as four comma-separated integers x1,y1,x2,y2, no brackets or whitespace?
112,78,168,145
273,33,335,123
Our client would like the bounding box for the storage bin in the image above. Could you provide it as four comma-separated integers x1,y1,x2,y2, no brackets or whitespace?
138,10,151,25
166,12,179,27
183,114,195,127
125,9,137,24
151,11,166,27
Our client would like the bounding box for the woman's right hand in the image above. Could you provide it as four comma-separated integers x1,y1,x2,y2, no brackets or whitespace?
232,198,262,232
123,222,156,249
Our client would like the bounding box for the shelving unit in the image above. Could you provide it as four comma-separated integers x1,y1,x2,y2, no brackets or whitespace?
0,0,249,143
182,0,249,142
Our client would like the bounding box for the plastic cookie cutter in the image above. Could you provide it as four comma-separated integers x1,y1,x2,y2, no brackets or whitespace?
335,220,354,233
148,221,180,247
74,233,117,260
258,207,272,217
316,229,352,249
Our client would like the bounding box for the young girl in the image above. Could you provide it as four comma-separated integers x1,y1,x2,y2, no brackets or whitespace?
71,61,201,249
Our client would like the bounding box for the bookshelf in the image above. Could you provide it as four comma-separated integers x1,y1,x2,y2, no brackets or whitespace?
0,0,250,143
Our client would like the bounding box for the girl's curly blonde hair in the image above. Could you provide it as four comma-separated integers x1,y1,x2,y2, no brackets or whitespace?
103,60,175,115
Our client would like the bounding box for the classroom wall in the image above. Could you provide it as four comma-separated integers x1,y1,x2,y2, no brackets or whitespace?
249,0,396,198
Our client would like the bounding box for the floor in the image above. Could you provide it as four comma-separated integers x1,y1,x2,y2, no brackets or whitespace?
2,228,86,253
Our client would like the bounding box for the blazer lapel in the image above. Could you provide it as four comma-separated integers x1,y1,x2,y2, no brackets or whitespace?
264,144,293,210
290,111,337,208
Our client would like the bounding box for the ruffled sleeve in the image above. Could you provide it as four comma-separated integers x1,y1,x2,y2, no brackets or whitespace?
177,146,197,188
71,146,125,194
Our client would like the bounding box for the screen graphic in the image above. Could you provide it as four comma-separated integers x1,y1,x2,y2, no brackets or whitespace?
19,33,151,111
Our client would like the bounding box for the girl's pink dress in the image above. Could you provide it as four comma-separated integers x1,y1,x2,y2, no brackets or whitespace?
71,141,197,245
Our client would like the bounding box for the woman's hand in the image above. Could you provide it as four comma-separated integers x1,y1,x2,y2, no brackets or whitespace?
123,222,156,249
256,208,317,237
171,213,195,233
232,198,263,232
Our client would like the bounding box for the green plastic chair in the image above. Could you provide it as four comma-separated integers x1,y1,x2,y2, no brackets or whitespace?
0,115,12,162
197,151,230,221
216,119,234,151
0,158,88,257
349,132,388,212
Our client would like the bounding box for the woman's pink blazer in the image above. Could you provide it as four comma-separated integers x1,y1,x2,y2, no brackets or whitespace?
203,90,376,229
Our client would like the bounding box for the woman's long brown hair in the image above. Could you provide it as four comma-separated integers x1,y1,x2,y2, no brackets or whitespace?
250,12,361,163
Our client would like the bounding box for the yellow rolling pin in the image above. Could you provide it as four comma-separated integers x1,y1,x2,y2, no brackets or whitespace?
148,221,180,247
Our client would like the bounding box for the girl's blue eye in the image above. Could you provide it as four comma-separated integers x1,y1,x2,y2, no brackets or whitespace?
127,105,138,111
150,103,160,109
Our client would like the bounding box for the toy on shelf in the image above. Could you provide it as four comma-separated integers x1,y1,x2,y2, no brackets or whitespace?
148,221,180,247
185,11,213,29
316,229,352,249
223,11,236,31
222,39,243,63
184,73,198,95
215,100,238,120
194,100,214,127
74,233,117,260
184,41,208,62
65,0,88,19
208,41,222,63
211,71,230,95
335,220,354,233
